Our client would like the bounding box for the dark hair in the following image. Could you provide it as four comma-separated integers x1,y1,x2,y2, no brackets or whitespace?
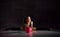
24,16,31,24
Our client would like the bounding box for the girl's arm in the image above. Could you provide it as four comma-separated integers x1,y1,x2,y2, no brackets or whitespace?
31,21,33,28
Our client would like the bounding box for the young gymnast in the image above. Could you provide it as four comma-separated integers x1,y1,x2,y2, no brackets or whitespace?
25,16,33,33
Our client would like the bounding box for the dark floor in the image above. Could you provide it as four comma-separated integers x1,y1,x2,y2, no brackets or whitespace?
0,31,60,37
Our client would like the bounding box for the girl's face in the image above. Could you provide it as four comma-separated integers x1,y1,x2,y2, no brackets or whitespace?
26,16,31,24
27,16,31,22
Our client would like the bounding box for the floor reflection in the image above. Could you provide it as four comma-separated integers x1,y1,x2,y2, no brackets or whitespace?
26,32,33,37
0,31,60,37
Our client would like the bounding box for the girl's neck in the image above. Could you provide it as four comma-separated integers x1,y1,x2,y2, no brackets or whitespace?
27,22,30,25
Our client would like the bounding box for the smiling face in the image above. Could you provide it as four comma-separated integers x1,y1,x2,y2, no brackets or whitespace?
25,16,31,24
27,16,31,23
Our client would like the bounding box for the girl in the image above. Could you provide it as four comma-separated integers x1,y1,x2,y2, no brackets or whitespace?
25,16,33,33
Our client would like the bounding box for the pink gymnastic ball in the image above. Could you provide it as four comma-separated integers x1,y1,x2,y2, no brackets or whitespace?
25,27,32,33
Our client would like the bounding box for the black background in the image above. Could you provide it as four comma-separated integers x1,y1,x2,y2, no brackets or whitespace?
0,0,58,30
